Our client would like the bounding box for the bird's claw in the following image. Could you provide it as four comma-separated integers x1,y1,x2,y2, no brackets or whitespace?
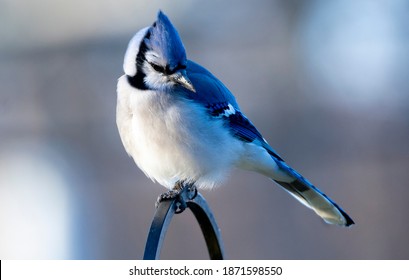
155,189,180,208
155,182,198,214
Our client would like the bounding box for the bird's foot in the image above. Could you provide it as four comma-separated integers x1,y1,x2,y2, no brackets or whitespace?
155,181,198,213
155,183,183,209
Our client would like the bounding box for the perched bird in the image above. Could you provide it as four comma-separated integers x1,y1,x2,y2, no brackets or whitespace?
116,11,354,226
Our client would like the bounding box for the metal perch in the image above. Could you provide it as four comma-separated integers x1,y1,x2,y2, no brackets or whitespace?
143,186,225,259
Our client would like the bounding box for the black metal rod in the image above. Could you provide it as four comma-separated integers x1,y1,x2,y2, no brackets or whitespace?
143,191,225,260
187,194,225,259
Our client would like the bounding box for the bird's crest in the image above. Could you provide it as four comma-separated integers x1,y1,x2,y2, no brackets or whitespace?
144,11,187,69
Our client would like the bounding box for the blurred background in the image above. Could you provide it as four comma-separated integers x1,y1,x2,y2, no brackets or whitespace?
1,0,408,259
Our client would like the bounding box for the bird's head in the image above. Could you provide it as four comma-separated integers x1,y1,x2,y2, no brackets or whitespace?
123,11,195,93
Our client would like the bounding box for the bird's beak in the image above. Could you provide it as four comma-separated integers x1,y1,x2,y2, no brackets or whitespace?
171,70,196,93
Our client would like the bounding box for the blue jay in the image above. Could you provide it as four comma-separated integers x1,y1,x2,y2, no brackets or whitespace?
116,11,354,227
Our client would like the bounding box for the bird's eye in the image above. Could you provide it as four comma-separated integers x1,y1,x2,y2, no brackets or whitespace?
149,62,166,73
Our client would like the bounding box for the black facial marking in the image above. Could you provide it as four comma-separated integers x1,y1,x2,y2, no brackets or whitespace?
149,62,187,75
127,31,151,90
127,73,148,90
136,38,149,70
149,62,166,74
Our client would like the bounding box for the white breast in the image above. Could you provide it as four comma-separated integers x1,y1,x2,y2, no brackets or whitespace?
116,75,244,189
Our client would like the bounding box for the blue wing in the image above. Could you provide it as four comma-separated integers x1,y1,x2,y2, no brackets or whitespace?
184,60,284,162
183,60,239,108
226,110,284,162
183,61,354,226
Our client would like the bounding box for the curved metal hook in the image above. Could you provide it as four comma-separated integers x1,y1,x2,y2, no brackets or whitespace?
143,189,225,260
